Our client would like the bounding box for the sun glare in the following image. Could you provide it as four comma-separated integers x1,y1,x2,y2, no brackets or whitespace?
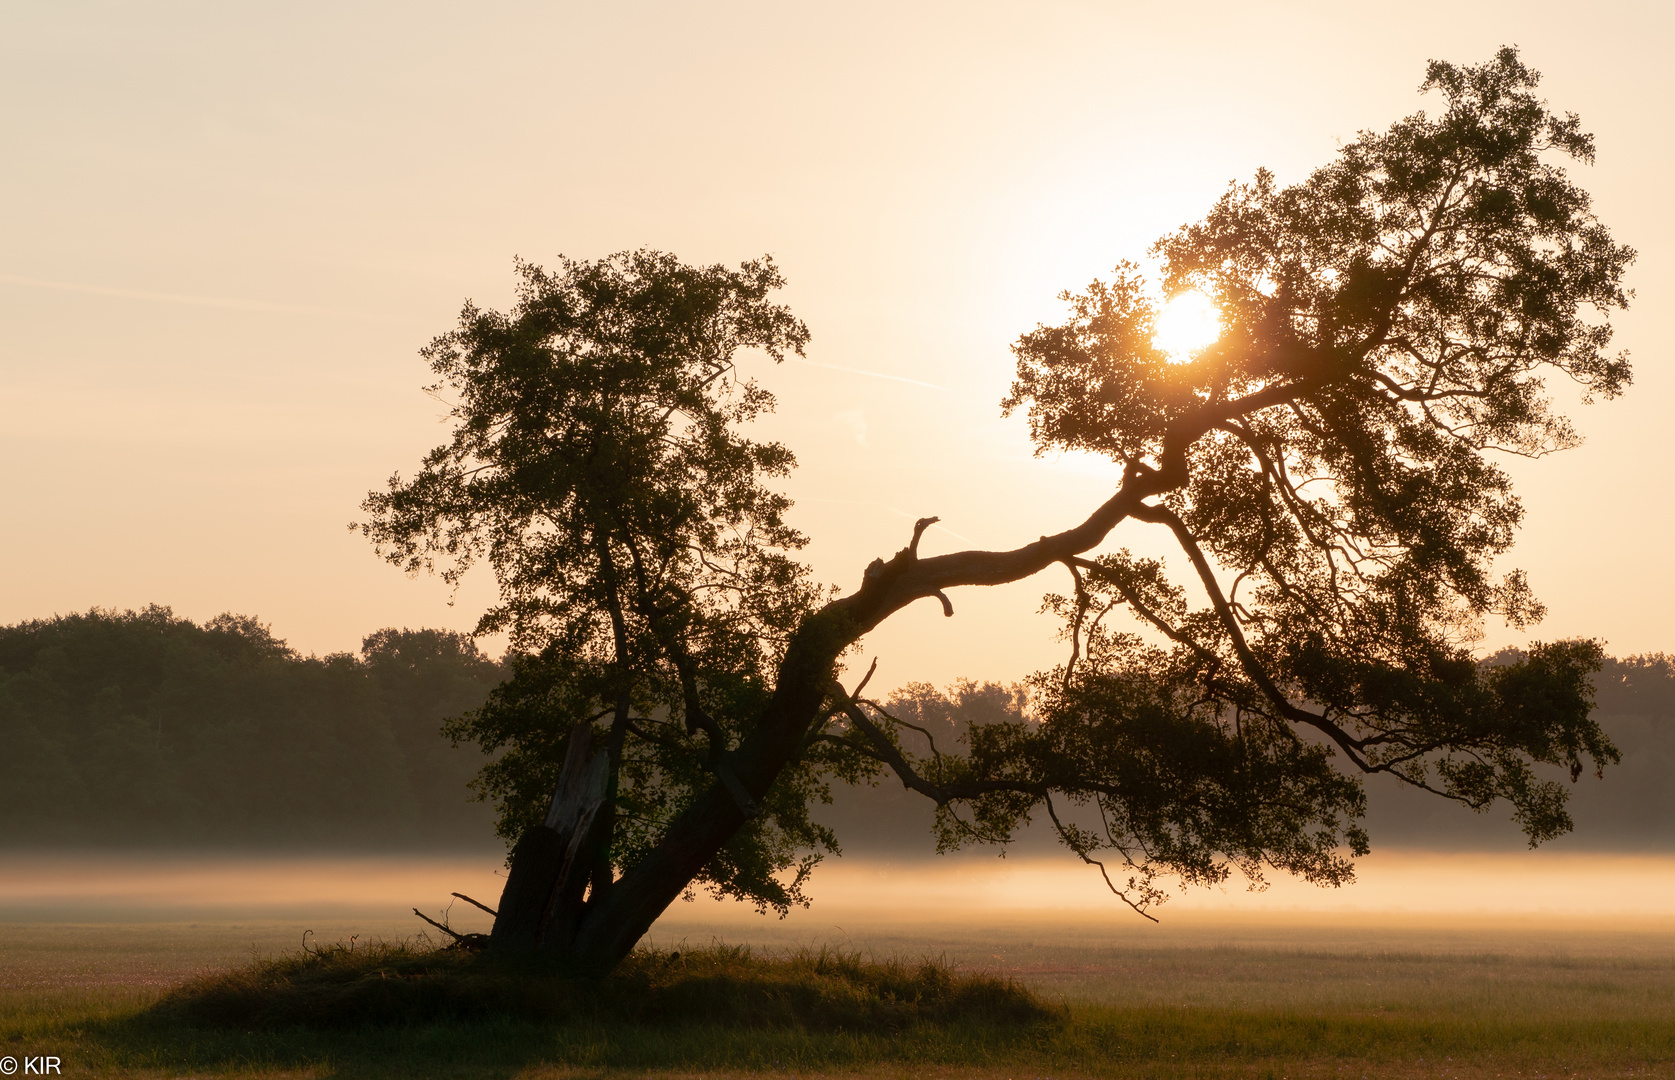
1152,290,1221,363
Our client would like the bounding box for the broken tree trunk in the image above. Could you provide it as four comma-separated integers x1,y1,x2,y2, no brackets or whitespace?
488,718,610,956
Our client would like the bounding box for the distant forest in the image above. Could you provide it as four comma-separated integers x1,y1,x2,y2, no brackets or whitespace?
2,607,1672,853
0,607,502,847
822,660,1675,854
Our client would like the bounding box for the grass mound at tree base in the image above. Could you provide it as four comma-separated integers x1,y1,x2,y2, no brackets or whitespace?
154,938,1059,1032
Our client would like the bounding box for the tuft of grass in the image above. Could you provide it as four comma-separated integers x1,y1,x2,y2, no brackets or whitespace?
151,938,1058,1033
10,921,1674,1077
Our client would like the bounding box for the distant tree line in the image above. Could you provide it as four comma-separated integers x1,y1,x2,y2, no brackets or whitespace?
0,607,502,847
2,606,1670,854
817,656,1675,855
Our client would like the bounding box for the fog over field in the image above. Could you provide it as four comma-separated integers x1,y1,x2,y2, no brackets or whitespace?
6,848,1675,929
8,849,1672,1079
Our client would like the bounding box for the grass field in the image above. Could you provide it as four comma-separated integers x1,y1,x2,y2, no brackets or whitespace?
4,852,1675,1078
4,914,1675,1079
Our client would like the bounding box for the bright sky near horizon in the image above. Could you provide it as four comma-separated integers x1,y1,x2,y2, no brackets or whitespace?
2,1,1670,691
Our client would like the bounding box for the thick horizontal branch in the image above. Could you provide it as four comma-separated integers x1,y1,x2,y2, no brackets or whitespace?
831,378,1316,634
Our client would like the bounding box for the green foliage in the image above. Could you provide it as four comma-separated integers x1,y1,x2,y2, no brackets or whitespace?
156,938,1053,1032
825,49,1634,912
0,607,501,845
1361,650,1675,848
816,660,1675,855
359,250,867,913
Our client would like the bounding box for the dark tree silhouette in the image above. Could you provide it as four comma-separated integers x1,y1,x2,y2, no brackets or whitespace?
0,608,503,845
360,49,1633,971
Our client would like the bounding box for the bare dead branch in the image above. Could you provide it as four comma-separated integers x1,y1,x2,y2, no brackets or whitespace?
910,516,941,557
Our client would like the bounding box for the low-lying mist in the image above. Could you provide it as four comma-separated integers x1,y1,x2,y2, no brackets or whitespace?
7,848,1675,930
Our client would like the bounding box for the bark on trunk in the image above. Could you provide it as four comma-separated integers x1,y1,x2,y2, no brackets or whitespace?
489,718,610,957
560,607,860,971
486,609,854,971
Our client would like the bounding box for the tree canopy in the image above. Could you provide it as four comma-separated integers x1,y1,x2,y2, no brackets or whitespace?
933,46,1635,907
362,48,1634,968
359,250,854,915
813,660,1675,856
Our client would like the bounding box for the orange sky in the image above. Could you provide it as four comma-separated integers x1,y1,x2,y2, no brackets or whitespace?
2,1,1670,691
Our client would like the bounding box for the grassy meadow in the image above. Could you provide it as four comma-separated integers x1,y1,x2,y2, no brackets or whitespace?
4,912,1675,1079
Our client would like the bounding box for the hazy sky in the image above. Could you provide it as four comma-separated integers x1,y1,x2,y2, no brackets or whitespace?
3,0,1670,691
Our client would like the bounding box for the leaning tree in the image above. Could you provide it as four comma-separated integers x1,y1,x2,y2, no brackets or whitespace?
360,48,1633,971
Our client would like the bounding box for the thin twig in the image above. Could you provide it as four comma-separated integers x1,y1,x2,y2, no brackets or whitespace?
413,908,468,941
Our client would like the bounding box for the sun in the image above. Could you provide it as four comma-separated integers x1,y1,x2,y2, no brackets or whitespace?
1152,290,1221,363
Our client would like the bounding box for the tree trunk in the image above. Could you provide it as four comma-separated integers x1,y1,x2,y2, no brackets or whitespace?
548,607,859,972
488,718,610,957
485,609,854,972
